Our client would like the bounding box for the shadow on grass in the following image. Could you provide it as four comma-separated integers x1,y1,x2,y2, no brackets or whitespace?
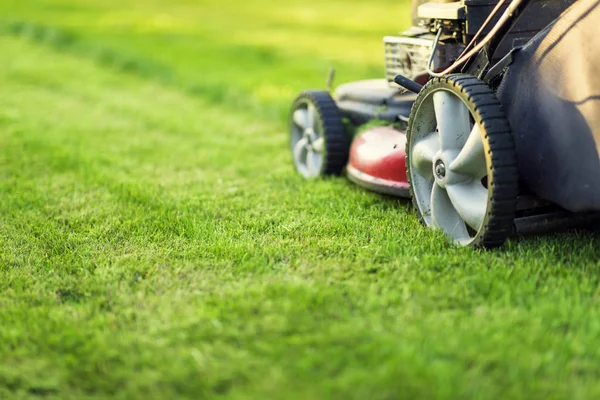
345,176,599,266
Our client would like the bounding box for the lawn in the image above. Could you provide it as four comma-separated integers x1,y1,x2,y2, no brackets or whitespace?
0,1,599,399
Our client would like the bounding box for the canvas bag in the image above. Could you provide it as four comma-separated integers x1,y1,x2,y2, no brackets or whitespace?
497,0,600,212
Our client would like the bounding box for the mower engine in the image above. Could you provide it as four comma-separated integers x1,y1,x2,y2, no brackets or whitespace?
384,29,464,87
385,0,571,88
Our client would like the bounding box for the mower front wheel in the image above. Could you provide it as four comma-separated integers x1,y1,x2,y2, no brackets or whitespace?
406,74,519,248
289,91,350,178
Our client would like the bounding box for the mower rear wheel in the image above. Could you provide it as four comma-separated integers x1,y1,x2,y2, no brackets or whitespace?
406,74,518,248
290,91,350,178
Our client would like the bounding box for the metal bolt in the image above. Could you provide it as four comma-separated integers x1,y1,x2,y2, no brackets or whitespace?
435,160,446,178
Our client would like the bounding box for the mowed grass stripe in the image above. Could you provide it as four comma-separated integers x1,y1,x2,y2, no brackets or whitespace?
0,11,599,400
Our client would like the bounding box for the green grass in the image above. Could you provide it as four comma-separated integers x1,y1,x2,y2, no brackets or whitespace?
0,1,599,399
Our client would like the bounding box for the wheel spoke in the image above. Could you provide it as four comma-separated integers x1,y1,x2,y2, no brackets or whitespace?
306,150,321,175
293,109,308,129
433,91,471,151
293,137,309,164
446,180,488,231
411,132,440,180
449,124,487,179
312,137,325,154
431,184,470,239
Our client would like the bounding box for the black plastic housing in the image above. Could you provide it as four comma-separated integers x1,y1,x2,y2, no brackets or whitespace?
464,0,575,60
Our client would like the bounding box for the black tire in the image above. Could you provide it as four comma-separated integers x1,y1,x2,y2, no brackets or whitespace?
406,74,519,249
289,90,351,177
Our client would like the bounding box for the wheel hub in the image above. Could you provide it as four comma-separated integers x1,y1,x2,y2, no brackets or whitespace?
434,159,446,179
304,128,315,145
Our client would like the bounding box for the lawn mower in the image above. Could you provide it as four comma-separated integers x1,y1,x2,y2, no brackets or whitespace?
289,0,600,248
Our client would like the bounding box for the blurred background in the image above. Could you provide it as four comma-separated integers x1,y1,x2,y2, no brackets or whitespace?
1,0,413,121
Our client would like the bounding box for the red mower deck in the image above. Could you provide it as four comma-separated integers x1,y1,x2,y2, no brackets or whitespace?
346,126,409,198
